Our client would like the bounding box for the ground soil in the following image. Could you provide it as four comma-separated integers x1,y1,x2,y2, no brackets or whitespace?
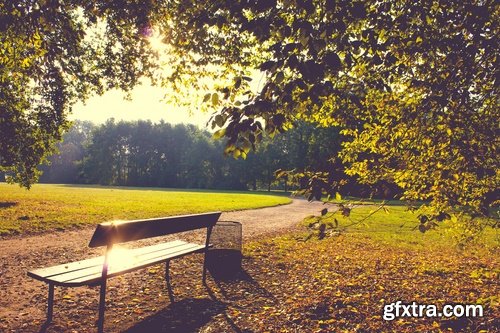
0,199,334,333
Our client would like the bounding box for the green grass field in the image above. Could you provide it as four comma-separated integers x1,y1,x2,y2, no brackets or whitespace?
0,183,291,236
303,204,499,251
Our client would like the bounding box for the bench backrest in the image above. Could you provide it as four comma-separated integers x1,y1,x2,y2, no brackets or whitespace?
88,212,222,248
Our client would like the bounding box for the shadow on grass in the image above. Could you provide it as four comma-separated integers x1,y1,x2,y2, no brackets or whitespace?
122,298,227,333
0,201,17,209
58,184,292,197
325,196,427,207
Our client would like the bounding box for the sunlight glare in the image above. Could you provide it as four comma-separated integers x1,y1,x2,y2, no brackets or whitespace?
107,246,136,269
147,29,168,53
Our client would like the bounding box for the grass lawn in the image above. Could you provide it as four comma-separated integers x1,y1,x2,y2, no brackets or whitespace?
0,183,291,236
303,204,499,251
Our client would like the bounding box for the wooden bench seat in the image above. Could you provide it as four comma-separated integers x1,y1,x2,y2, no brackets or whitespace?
28,240,205,287
28,212,222,333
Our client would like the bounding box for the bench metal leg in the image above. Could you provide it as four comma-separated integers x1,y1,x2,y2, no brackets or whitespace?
202,249,211,284
202,225,213,284
46,283,54,324
165,260,174,302
97,280,107,333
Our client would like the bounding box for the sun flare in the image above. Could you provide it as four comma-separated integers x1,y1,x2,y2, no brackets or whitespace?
106,246,135,269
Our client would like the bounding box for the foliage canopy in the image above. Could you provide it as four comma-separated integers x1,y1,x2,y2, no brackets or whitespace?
1,1,498,224
0,1,158,186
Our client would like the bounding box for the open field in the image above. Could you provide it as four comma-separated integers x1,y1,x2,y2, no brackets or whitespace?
304,204,500,251
0,183,291,236
0,197,498,332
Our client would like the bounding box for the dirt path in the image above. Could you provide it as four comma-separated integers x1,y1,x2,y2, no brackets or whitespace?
0,199,335,333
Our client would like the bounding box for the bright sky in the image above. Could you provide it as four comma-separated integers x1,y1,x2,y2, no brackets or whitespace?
69,82,212,128
69,31,264,129
69,29,214,128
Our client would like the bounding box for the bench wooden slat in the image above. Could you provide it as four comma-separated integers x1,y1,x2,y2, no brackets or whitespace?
88,212,221,247
28,240,204,287
28,240,186,280
69,243,205,285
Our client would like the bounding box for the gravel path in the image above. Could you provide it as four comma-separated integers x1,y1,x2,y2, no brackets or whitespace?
0,198,336,333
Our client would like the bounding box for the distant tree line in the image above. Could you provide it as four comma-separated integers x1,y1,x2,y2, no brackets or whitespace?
35,119,397,197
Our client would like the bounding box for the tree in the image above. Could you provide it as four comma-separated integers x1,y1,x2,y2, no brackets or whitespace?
80,120,233,189
39,120,95,184
2,1,498,224
0,1,160,187
161,0,499,223
82,119,121,185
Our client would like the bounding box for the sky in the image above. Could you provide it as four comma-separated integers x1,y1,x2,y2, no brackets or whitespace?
69,81,212,128
69,31,214,128
68,31,264,130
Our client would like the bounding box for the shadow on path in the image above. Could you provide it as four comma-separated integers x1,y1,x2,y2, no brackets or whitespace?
124,265,276,333
0,201,17,209
207,264,276,305
122,298,227,333
203,264,277,333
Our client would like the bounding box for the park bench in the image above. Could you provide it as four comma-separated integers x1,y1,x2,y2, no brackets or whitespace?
27,211,222,333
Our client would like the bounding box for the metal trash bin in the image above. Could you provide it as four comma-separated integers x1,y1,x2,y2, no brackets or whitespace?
207,221,242,278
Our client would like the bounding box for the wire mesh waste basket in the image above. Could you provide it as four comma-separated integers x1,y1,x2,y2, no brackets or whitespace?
207,221,242,277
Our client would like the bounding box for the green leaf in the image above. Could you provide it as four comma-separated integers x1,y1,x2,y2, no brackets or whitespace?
260,61,276,71
203,93,211,103
275,71,285,84
234,77,242,89
214,114,225,127
212,93,219,105
213,128,226,139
